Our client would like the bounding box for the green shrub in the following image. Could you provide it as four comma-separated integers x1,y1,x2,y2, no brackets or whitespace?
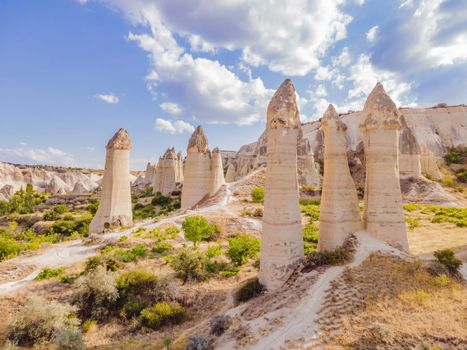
170,248,204,283
6,295,80,347
88,199,99,215
227,234,260,266
444,147,463,164
43,210,60,221
72,265,118,321
164,225,180,239
303,223,319,255
35,267,65,280
251,186,264,203
236,278,264,303
456,169,467,183
47,215,92,237
140,302,186,330
434,249,462,274
152,241,173,255
303,235,357,272
0,236,23,261
116,270,168,318
405,217,420,230
403,203,420,212
53,327,85,350
53,204,69,214
1,184,47,215
115,245,147,263
301,203,320,221
152,192,171,206
182,216,216,246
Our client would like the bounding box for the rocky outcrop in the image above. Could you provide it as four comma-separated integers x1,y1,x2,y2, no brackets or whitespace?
89,128,133,233
0,162,103,197
144,162,156,185
210,148,225,195
153,148,178,196
399,115,422,179
225,163,236,183
319,105,362,251
72,182,89,194
259,79,304,291
360,83,408,250
176,152,184,183
0,185,14,201
181,126,224,209
420,147,442,180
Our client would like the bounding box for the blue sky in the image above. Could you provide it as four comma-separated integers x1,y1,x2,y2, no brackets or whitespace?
0,0,466,169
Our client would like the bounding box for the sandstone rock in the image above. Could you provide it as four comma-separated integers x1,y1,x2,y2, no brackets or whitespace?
153,148,178,196
72,182,89,194
144,162,156,185
420,146,442,180
46,177,68,195
259,79,304,291
319,105,362,251
176,151,184,182
89,128,133,233
181,126,213,209
399,115,422,179
210,147,225,195
0,184,14,201
225,163,236,183
360,83,408,250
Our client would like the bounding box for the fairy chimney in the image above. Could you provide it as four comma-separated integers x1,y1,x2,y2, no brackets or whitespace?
89,128,133,233
360,82,408,250
153,147,177,196
210,147,225,195
319,105,362,250
259,79,304,290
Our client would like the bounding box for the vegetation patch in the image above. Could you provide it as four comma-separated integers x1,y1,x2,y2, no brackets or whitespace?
236,278,264,303
251,186,265,203
140,301,186,330
227,233,260,266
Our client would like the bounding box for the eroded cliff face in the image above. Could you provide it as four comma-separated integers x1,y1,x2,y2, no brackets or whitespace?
226,104,467,189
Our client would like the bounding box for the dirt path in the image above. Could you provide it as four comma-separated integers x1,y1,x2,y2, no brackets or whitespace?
0,172,262,295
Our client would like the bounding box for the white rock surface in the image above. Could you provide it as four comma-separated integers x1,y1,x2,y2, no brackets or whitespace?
260,79,304,291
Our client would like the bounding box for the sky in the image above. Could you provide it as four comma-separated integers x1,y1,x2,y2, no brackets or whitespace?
0,0,466,170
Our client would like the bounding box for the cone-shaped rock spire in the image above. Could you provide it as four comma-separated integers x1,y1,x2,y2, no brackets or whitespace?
187,125,209,153
319,104,362,250
90,128,133,233
360,82,408,250
259,79,304,291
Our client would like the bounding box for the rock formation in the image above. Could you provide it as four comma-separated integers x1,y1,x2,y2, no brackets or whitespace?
176,151,184,182
399,115,422,179
210,147,225,194
297,135,321,188
360,83,408,250
319,105,362,251
153,148,178,196
181,126,224,209
259,79,304,291
145,162,156,185
225,163,236,182
89,128,133,233
420,146,442,180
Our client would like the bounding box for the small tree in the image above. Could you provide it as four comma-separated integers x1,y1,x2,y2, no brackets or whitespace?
182,216,215,246
434,249,462,274
227,233,260,266
170,248,204,283
251,186,264,203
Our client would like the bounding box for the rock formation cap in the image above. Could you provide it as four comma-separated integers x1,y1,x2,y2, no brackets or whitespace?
360,82,401,131
267,79,301,130
106,128,132,150
187,125,209,153
162,147,177,160
212,147,220,154
321,104,347,132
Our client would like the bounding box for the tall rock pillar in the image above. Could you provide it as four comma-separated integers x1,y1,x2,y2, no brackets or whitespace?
209,147,225,195
90,128,133,233
181,126,211,209
319,105,362,251
259,79,304,290
360,83,408,250
176,151,184,182
153,148,177,196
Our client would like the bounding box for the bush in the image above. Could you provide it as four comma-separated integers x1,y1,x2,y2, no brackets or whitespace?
227,233,260,266
456,169,467,183
0,236,23,261
53,327,85,350
170,248,204,283
236,278,264,303
303,235,357,272
88,199,99,215
210,314,231,336
140,302,186,330
303,223,319,255
6,295,80,347
1,184,47,215
434,249,462,274
251,186,264,203
301,203,320,221
444,147,463,164
182,216,216,246
72,265,118,321
152,241,173,255
116,270,168,318
186,336,213,350
35,267,65,280
152,192,171,206
115,245,147,263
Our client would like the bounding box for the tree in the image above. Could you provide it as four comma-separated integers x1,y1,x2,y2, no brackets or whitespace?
182,216,215,246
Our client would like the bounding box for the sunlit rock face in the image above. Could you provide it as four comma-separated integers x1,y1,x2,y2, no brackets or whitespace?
181,126,224,209
259,79,304,291
399,115,422,179
360,83,408,250
225,163,236,183
319,104,362,251
90,128,133,233
153,148,178,196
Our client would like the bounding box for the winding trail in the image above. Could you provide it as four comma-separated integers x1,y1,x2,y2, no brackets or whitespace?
0,171,262,295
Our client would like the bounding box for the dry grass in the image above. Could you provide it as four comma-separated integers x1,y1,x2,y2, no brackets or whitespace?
317,253,467,350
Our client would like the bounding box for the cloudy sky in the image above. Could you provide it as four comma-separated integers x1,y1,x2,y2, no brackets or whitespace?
1,0,466,169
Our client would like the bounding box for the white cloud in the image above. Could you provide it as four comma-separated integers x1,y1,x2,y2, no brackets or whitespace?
355,0,365,5
366,26,379,43
347,54,415,108
315,84,328,97
94,93,119,104
332,47,351,67
154,118,194,134
159,102,182,116
0,146,76,167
